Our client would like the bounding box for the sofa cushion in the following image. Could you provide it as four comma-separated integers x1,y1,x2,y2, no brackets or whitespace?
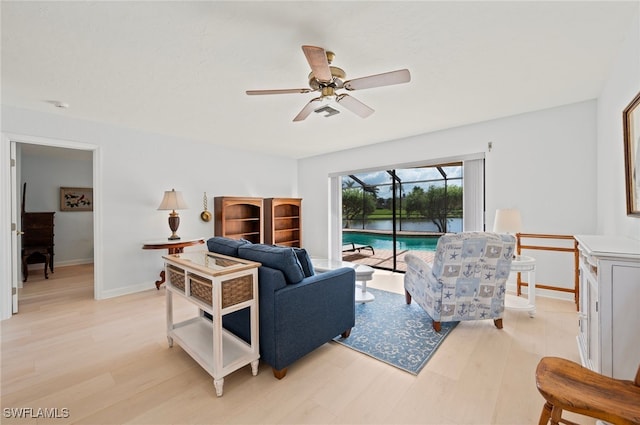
206,236,251,257
293,248,315,277
238,244,305,284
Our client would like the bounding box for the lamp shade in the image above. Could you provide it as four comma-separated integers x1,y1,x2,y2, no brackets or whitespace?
157,189,188,211
493,208,522,234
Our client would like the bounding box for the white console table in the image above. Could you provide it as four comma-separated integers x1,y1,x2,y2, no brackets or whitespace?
164,251,261,396
505,255,536,317
574,235,640,380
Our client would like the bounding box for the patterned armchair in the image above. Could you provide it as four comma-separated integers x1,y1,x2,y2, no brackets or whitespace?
404,232,515,332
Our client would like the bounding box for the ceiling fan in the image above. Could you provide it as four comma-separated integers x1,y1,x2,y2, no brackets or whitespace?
246,45,411,122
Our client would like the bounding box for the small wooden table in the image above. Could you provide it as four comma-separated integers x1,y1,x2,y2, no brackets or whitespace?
142,237,205,289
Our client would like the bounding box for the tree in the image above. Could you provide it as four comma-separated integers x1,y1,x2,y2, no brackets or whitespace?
402,184,463,232
342,188,376,228
424,185,463,232
342,179,356,189
405,186,427,218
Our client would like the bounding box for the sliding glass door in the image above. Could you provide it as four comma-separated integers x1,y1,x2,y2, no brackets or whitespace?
341,163,464,272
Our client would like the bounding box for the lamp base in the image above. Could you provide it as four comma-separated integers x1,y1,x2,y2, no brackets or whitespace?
168,213,181,241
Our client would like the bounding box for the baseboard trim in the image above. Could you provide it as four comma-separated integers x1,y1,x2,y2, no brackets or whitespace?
100,282,157,299
27,258,93,269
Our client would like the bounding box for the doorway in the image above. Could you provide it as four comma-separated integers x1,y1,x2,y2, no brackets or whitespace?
19,143,94,302
1,134,101,318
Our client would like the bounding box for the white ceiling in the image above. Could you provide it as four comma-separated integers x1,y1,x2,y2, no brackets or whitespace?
2,1,638,159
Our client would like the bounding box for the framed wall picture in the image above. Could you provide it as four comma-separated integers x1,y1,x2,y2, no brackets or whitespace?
623,90,640,217
60,187,93,211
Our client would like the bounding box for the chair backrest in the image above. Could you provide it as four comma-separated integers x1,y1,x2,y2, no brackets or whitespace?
431,231,515,286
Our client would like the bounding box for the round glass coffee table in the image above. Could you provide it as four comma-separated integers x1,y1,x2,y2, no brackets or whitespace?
311,259,375,303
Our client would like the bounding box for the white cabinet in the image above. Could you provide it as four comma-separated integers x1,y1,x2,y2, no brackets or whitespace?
164,251,261,396
575,235,640,380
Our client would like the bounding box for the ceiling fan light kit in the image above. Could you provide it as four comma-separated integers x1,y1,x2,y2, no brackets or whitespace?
246,45,411,122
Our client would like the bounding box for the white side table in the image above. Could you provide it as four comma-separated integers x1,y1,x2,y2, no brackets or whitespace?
311,259,375,303
164,251,261,397
504,255,536,317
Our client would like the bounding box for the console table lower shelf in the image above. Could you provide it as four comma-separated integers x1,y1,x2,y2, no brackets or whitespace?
167,316,259,396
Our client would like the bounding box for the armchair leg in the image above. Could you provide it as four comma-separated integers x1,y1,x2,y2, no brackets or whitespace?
405,290,412,304
272,367,287,380
341,328,351,338
432,321,441,332
494,318,503,329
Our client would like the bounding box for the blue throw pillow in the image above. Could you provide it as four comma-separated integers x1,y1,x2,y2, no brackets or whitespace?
238,244,305,284
293,248,315,277
206,237,250,257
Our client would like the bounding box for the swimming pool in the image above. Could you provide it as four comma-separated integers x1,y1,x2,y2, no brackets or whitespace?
343,231,439,251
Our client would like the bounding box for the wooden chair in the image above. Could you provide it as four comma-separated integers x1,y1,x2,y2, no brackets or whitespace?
535,356,640,425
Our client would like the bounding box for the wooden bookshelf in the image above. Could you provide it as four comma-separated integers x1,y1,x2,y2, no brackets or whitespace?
214,197,264,244
264,198,302,247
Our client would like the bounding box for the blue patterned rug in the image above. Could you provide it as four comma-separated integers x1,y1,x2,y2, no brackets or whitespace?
333,287,458,375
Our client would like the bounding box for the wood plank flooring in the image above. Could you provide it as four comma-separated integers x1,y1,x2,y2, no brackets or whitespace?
1,264,594,424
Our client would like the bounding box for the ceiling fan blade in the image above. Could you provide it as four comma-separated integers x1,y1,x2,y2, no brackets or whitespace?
246,88,312,95
336,94,374,118
293,97,322,122
302,45,332,83
343,69,411,91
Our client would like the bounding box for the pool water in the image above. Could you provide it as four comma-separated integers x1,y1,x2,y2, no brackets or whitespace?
343,232,439,251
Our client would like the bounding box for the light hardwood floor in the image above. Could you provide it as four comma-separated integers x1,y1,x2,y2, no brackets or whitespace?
1,264,593,425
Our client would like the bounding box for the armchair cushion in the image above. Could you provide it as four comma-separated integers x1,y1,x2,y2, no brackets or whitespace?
238,244,305,284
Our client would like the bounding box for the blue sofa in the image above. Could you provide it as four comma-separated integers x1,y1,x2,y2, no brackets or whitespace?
206,237,356,379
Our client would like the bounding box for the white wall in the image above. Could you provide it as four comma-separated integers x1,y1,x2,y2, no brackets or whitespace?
21,149,94,266
597,11,640,238
298,100,598,294
1,106,298,314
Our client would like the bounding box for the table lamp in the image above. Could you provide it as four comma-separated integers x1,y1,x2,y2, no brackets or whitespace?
157,189,188,240
493,208,522,234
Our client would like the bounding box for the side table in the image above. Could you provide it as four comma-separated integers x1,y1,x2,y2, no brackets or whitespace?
164,251,260,396
505,255,536,317
142,237,205,289
311,259,375,303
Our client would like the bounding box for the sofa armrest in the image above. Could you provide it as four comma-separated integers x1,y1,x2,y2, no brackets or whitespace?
222,266,356,372
265,267,355,369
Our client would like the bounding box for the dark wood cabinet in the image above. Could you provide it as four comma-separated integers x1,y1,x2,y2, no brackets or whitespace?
21,183,55,282
21,211,55,281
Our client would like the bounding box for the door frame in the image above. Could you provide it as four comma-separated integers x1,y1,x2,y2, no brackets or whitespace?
0,133,102,320
328,154,485,267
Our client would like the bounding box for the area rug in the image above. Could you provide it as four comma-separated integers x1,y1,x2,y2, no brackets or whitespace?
333,287,458,375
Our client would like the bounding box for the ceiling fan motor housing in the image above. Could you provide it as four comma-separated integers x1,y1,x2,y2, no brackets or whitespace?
308,66,346,90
